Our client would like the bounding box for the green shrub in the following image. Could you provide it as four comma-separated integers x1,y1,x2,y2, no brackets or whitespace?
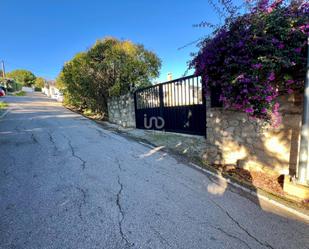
0,79,22,92
14,91,26,96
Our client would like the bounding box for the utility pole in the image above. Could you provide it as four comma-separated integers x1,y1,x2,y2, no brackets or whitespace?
1,60,6,78
297,37,309,185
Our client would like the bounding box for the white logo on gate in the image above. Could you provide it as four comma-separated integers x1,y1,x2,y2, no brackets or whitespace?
144,114,165,129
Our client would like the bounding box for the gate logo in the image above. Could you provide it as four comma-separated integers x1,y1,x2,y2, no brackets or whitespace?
144,114,165,129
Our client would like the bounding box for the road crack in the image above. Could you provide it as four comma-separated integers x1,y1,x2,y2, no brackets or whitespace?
150,226,173,248
76,187,87,220
31,133,39,144
182,211,251,249
115,158,133,248
48,131,56,146
67,138,86,170
115,158,126,172
47,131,59,155
116,175,132,247
208,224,252,249
210,200,274,249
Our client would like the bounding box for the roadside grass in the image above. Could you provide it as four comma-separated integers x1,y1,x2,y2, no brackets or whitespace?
0,101,8,110
13,91,26,96
65,104,105,120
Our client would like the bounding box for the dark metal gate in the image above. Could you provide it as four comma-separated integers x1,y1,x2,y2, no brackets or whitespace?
134,75,206,136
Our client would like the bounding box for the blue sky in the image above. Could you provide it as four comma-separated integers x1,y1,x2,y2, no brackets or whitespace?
1,0,223,82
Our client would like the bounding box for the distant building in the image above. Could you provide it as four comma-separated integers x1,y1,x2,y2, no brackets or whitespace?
42,80,60,98
167,72,173,81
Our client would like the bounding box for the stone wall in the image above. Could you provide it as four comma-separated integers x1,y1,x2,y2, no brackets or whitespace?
108,91,303,176
107,94,136,128
204,93,303,175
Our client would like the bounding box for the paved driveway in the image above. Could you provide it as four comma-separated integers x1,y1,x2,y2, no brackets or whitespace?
0,93,308,249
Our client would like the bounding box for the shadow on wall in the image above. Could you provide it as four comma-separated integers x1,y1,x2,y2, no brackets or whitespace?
204,93,303,186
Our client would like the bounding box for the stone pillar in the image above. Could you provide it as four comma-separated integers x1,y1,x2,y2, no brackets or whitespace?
107,93,136,128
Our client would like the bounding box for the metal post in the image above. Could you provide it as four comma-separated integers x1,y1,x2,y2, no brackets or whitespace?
297,37,309,185
158,84,164,130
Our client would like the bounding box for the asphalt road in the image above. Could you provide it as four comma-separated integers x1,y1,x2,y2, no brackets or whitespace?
0,93,308,249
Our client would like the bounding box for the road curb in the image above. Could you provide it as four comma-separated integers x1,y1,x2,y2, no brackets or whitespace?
113,126,309,223
138,141,309,222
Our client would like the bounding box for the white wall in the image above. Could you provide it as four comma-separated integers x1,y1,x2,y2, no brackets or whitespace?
22,86,34,92
42,86,60,98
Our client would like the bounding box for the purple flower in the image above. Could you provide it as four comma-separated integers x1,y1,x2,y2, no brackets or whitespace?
271,38,279,44
299,24,309,34
265,96,273,102
252,63,262,69
233,103,243,109
219,95,227,102
266,85,274,91
268,72,275,81
191,0,307,126
261,108,267,114
245,107,254,113
286,79,294,85
237,41,245,48
278,43,285,49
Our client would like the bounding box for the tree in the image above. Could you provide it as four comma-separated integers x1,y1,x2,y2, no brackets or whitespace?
190,0,309,126
58,37,161,116
34,77,46,88
7,69,36,87
59,52,93,110
87,38,161,96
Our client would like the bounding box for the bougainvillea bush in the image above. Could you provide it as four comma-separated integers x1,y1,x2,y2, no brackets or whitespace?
191,0,309,126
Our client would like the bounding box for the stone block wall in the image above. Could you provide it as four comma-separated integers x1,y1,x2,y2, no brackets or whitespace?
108,91,303,176
107,94,136,128
204,93,303,175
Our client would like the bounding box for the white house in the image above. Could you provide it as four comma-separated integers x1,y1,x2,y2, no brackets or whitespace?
42,80,59,97
42,80,63,102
